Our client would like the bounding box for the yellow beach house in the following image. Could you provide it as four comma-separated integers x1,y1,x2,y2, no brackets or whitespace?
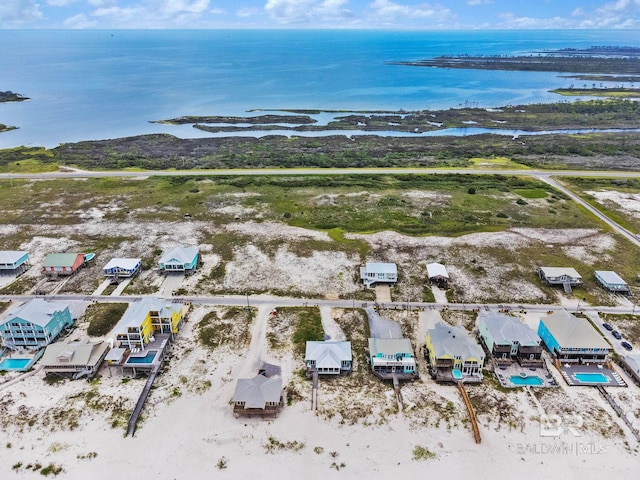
113,297,185,350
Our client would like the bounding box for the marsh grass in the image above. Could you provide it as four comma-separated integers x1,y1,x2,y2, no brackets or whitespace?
85,302,128,337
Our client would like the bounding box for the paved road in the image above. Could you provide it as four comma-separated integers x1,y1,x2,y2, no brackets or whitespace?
3,167,640,180
538,175,640,248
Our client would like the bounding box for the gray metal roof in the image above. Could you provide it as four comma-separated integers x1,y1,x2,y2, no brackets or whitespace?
2,298,70,327
540,311,610,350
305,341,351,369
41,338,109,368
0,251,29,264
103,258,141,270
538,266,582,279
113,297,183,333
233,375,282,408
368,337,413,357
595,270,627,286
364,262,397,274
479,312,540,346
426,262,449,279
428,322,484,361
159,245,198,265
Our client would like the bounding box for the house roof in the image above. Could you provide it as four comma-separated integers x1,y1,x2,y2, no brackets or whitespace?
540,310,610,350
159,245,198,265
538,266,582,279
1,299,69,327
0,251,29,264
43,253,83,268
364,262,397,274
368,337,413,357
426,262,449,279
305,341,352,369
479,312,540,346
113,297,183,333
428,322,484,360
621,354,640,375
233,375,282,409
595,270,627,286
40,338,109,368
103,258,141,270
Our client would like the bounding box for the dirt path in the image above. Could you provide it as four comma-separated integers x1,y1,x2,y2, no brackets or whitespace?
319,307,346,341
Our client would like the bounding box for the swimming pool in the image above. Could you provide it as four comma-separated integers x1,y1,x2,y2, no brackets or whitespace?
126,350,157,364
0,358,31,371
510,375,543,386
574,373,610,384
452,369,463,380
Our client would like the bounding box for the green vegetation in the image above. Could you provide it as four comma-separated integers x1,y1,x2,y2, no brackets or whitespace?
275,307,324,355
85,303,128,337
412,445,437,461
263,436,306,454
562,177,640,232
39,463,64,476
552,87,640,98
196,307,253,350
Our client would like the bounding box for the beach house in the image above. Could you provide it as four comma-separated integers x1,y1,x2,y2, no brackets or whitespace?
360,262,398,288
477,312,543,367
537,266,583,293
537,310,611,364
594,270,631,294
232,373,284,417
113,297,185,350
0,299,72,349
425,322,485,383
103,258,142,280
158,245,199,274
368,337,417,379
305,341,352,375
40,337,110,379
0,251,30,275
426,262,449,289
42,252,86,277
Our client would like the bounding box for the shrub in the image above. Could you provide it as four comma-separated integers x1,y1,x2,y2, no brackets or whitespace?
86,303,128,336
467,187,476,194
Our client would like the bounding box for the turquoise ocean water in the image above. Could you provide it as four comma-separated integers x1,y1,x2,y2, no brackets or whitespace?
0,29,639,148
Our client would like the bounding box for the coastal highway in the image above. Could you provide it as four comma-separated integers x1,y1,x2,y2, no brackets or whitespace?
3,167,640,180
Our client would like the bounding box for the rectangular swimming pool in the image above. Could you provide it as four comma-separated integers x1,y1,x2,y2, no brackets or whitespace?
510,375,543,386
574,372,610,384
0,358,31,371
452,369,463,380
126,350,157,364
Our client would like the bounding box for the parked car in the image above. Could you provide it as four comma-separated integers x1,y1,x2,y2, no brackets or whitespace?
612,330,622,340
621,341,633,351
602,323,613,331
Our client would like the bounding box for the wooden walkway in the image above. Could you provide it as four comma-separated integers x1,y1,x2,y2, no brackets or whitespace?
597,386,640,443
311,369,318,411
392,374,403,410
126,363,160,437
457,382,481,444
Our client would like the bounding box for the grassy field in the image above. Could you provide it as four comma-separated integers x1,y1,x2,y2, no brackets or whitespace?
561,177,640,233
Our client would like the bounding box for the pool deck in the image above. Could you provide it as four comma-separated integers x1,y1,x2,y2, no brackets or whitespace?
120,334,171,376
494,362,557,388
559,363,626,387
0,349,44,372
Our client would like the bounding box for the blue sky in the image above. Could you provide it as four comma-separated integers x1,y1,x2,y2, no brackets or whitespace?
1,0,639,29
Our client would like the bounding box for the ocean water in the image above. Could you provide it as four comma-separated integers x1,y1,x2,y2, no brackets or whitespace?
1,29,639,148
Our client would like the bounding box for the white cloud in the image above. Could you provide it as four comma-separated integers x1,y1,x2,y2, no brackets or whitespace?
237,7,260,17
264,0,353,24
467,0,492,5
0,0,42,26
369,0,452,20
158,0,210,15
45,0,81,6
63,13,98,28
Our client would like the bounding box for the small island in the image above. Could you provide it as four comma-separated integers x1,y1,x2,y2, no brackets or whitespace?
0,91,28,133
0,91,29,103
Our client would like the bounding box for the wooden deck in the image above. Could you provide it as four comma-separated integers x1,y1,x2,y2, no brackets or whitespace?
458,382,481,444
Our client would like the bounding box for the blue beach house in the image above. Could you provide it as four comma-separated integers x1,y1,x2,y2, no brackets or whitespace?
158,245,199,274
0,299,72,350
538,310,610,364
0,251,30,275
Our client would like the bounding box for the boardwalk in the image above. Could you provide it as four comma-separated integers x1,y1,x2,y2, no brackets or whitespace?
458,382,481,444
126,363,160,437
